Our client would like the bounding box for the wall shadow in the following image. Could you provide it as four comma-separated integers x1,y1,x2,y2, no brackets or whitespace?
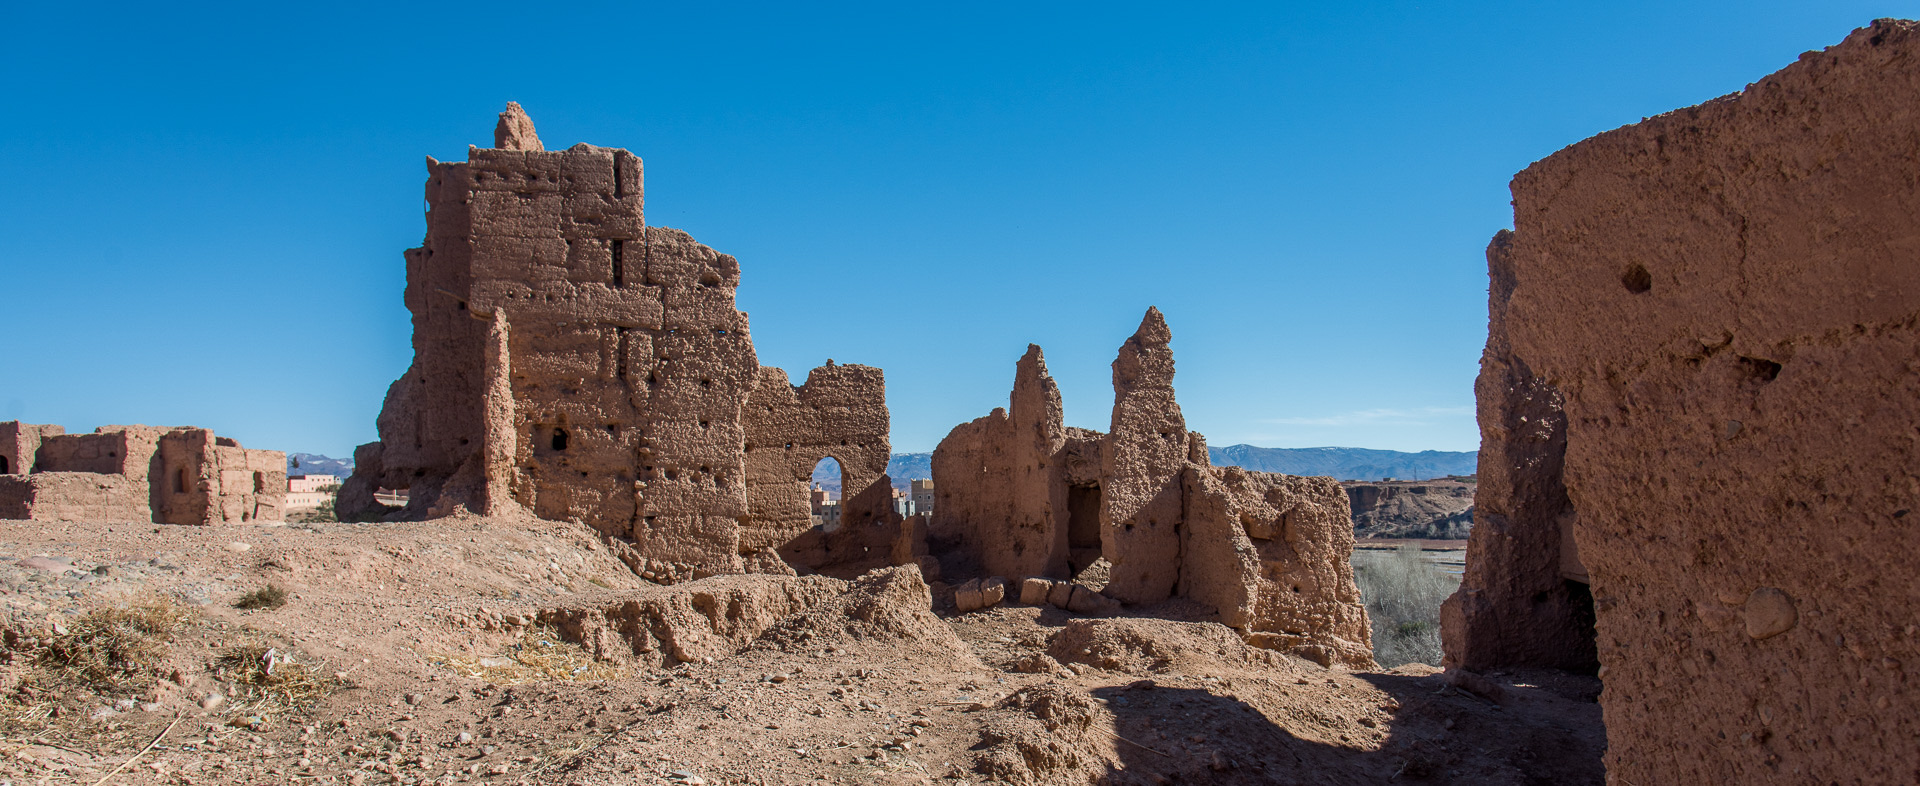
1088,669,1603,785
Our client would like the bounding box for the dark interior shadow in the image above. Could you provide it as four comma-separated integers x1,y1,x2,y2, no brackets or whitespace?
1090,669,1604,785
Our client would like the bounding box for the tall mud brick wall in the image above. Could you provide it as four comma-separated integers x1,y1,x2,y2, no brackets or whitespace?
1480,20,1920,783
343,104,897,580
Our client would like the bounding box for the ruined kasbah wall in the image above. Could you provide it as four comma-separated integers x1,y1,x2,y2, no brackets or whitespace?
931,310,1372,668
1439,233,1597,674
343,105,898,580
0,422,285,524
1483,20,1920,783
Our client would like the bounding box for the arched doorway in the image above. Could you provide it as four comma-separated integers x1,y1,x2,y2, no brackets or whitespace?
808,456,844,531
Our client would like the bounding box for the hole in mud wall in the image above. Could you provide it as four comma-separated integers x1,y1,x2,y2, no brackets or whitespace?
174,468,189,494
0,455,8,474
1738,356,1782,384
253,472,265,493
550,428,570,451
1621,263,1653,294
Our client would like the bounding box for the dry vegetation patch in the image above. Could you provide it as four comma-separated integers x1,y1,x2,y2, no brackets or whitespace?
1352,545,1460,667
434,626,625,685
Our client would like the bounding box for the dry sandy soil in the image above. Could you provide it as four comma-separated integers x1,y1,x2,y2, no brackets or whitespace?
0,516,1601,785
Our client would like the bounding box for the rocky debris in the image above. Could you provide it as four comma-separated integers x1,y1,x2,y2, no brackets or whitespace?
538,574,845,667
973,684,1105,785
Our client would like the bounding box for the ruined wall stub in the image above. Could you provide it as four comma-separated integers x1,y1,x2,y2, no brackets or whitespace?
1100,307,1188,603
926,314,1372,666
1439,232,1596,672
344,105,895,578
746,362,896,577
1482,20,1920,782
0,421,63,476
1184,459,1374,668
929,345,1070,580
1,423,284,524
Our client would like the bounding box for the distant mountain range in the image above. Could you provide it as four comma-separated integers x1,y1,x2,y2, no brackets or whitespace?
1207,445,1476,481
288,453,353,478
296,443,1470,495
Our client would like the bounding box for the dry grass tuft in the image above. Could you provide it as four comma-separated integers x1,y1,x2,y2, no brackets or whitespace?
436,626,623,685
38,597,195,692
234,584,289,610
210,645,341,712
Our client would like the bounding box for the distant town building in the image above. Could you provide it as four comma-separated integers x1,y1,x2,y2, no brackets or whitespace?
808,483,841,529
910,479,934,512
286,474,339,510
890,487,915,518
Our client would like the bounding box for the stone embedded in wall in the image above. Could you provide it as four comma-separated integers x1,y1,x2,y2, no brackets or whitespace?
0,421,285,524
342,106,899,581
1453,19,1920,783
1100,307,1188,604
1439,233,1596,673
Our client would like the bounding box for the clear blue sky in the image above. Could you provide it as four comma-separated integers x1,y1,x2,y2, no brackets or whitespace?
2,1,1909,458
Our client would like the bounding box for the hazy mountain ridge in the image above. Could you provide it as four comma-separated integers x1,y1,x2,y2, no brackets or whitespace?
288,453,353,478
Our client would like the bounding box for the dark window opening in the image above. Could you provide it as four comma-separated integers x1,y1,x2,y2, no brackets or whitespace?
0,456,8,474
611,239,625,288
551,428,569,451
174,468,189,494
253,472,265,493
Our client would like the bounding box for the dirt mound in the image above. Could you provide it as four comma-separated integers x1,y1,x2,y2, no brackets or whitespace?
537,574,846,667
974,683,1109,785
1048,617,1289,675
757,565,968,656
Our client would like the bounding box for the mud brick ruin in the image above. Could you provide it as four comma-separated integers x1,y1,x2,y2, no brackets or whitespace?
340,104,900,580
929,310,1374,667
0,421,285,524
1443,20,1920,782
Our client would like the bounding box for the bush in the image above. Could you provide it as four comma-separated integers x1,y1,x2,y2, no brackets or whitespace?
235,584,289,610
1352,545,1460,668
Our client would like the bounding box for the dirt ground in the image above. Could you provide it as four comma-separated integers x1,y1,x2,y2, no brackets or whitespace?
0,516,1602,785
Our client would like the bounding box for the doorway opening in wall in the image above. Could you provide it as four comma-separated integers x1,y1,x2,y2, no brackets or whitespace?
1066,483,1102,574
0,455,8,474
1563,578,1601,674
809,456,844,533
174,468,188,494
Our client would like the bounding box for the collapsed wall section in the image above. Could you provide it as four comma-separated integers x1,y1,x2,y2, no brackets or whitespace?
926,311,1372,666
745,362,897,576
928,345,1069,580
1478,20,1920,782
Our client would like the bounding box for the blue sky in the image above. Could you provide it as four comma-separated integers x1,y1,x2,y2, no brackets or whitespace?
1,1,1909,457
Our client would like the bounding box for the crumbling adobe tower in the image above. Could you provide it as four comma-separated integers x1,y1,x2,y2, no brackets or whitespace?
342,104,898,578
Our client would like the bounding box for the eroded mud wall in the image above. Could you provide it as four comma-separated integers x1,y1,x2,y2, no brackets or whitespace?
1440,233,1596,673
345,105,895,579
1493,20,1920,782
1100,308,1189,603
928,345,1069,580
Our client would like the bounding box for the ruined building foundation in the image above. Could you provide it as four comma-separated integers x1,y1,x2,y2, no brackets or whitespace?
929,310,1374,668
1443,19,1920,783
341,104,900,580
